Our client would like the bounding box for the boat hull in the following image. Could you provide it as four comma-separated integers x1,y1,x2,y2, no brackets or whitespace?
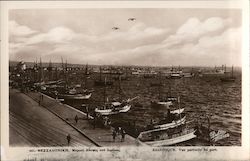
154,115,186,129
95,104,131,115
220,77,236,82
143,129,196,146
94,80,113,86
59,93,92,100
170,108,184,114
151,101,173,108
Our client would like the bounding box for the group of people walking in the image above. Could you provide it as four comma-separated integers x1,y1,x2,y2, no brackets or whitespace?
112,127,126,142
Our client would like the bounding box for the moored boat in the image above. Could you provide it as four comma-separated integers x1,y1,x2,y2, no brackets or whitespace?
138,125,196,146
95,76,137,116
153,114,186,129
95,101,131,115
59,92,92,100
220,66,236,82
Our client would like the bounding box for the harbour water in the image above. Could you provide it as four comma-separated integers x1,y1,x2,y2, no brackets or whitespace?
64,70,241,146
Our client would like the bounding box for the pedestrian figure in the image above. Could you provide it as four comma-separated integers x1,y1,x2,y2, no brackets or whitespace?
112,130,117,142
75,115,78,124
66,134,71,146
38,99,41,106
93,112,96,129
121,128,126,142
41,94,44,101
104,116,108,126
118,127,122,135
115,126,119,134
86,106,89,119
55,91,58,100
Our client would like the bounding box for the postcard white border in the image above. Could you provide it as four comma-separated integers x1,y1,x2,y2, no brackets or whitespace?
1,1,249,161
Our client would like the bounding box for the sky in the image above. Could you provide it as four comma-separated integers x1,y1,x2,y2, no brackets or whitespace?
9,9,242,67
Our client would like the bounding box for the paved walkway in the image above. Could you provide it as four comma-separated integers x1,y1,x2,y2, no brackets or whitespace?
9,89,95,147
26,91,146,147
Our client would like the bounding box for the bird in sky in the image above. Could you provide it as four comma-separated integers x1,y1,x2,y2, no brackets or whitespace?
128,18,136,21
112,27,120,30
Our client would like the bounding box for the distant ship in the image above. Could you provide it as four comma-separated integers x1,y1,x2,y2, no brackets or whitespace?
202,65,226,76
165,66,183,79
220,66,236,82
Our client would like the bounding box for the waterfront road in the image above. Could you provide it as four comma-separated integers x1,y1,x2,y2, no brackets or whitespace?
9,88,95,147
25,91,146,147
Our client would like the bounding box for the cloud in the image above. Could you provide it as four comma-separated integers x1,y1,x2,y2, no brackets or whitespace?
9,20,37,37
26,26,77,45
177,17,231,35
163,17,233,48
158,27,242,66
9,17,241,66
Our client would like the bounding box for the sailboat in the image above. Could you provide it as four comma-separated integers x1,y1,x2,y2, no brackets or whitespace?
94,67,113,86
149,97,185,130
151,72,178,108
220,66,236,82
58,89,92,100
94,77,137,115
57,60,92,101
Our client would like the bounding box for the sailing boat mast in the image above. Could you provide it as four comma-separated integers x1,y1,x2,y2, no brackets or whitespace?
178,96,182,121
84,64,88,88
99,67,102,81
158,72,162,100
48,59,52,81
168,80,172,98
39,57,43,82
103,77,107,106
61,57,64,81
231,66,234,78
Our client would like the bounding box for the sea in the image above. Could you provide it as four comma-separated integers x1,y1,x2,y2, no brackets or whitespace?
64,69,241,146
